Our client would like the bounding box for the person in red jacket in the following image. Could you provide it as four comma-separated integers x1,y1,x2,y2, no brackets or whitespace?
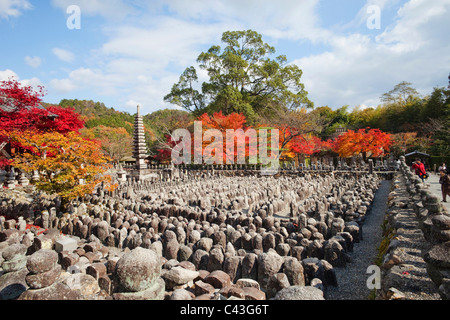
412,159,427,182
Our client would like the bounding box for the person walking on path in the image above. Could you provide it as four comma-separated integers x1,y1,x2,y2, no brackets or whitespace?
412,159,427,182
438,163,447,174
439,169,450,203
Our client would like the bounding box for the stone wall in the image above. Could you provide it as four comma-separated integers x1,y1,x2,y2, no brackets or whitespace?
377,158,449,300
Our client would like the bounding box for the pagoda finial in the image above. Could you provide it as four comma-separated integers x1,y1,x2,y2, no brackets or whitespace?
137,104,141,116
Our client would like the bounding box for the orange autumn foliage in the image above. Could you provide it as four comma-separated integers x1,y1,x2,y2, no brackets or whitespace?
1,129,115,200
196,111,254,164
333,128,392,158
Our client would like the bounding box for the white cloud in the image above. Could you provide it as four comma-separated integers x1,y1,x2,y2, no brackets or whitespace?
125,99,140,110
98,18,226,72
24,56,42,68
50,0,135,20
52,47,75,63
157,0,330,43
0,69,43,91
0,0,32,19
50,67,120,94
45,0,450,114
19,77,43,89
0,68,19,81
294,0,450,109
46,0,334,113
49,78,77,93
376,0,449,52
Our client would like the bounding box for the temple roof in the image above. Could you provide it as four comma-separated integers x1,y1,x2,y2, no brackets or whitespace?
0,100,58,117
405,150,430,157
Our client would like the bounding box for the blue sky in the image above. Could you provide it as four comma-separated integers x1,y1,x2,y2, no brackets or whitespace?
1,0,449,115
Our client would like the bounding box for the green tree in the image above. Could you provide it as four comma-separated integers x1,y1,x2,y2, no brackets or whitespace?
422,87,449,121
311,105,351,138
380,81,420,106
164,30,312,122
348,106,376,130
144,108,193,135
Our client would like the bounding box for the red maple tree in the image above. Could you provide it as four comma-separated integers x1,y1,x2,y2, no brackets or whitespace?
0,78,45,110
1,79,85,169
333,127,392,159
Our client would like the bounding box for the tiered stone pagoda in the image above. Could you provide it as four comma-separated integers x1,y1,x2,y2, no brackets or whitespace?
132,105,149,180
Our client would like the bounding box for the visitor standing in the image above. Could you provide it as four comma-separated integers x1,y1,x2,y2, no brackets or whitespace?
439,169,450,202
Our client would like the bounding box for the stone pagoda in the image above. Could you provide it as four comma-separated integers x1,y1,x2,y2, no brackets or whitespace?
132,105,148,180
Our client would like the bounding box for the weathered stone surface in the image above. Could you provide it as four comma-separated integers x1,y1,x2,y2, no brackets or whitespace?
386,287,407,300
164,239,180,260
194,293,214,300
86,263,107,280
323,239,347,267
2,255,27,273
98,275,112,295
95,221,110,242
283,257,305,286
275,243,291,256
0,268,28,300
321,259,338,287
267,273,290,299
55,237,78,253
19,281,83,300
115,247,161,292
194,280,216,296
196,237,213,252
33,234,57,251
382,264,417,292
235,278,260,290
63,273,101,296
25,265,61,289
302,258,325,285
222,286,245,299
424,244,450,268
2,244,27,261
223,256,241,283
178,245,193,262
170,288,193,300
0,229,20,243
177,260,196,271
163,266,199,286
207,246,225,272
257,251,283,290
242,286,266,300
192,249,209,270
241,253,258,280
274,285,325,300
112,278,165,300
26,249,58,274
204,270,231,289
61,253,80,270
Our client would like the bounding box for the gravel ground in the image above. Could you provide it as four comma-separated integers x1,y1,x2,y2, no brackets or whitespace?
426,173,450,213
326,179,391,300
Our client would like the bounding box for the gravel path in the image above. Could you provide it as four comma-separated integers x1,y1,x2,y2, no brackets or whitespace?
426,173,450,213
326,179,391,300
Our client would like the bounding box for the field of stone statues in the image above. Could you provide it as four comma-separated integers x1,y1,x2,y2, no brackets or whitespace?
0,172,382,300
